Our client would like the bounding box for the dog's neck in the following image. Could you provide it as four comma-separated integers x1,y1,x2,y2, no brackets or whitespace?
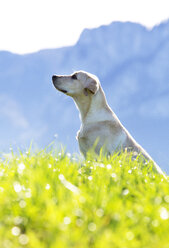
73,86,115,125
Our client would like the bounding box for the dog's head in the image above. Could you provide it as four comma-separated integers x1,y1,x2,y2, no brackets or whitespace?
52,71,99,97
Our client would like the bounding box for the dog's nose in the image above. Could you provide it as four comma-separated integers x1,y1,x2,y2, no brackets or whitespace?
52,75,57,82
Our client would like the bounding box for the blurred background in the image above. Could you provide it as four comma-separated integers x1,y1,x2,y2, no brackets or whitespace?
0,0,169,173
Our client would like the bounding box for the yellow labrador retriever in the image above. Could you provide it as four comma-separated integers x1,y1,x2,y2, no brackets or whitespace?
52,71,166,177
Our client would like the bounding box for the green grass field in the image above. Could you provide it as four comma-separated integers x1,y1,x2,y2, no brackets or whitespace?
0,148,169,248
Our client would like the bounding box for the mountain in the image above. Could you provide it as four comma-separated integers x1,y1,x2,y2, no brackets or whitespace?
0,21,169,172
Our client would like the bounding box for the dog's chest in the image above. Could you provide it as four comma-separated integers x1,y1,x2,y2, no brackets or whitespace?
76,122,126,156
76,129,93,156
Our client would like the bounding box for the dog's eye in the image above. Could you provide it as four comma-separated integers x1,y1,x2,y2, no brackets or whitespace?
71,74,77,80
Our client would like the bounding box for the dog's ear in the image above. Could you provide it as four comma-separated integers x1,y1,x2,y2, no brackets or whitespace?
84,77,99,96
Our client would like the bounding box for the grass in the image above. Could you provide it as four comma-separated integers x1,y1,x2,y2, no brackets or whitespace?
0,148,169,248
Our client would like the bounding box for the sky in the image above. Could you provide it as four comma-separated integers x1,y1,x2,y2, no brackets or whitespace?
0,0,169,54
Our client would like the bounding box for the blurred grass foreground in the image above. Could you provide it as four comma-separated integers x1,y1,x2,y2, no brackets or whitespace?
0,149,169,248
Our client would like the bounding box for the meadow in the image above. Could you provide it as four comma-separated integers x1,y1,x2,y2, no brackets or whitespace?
0,148,169,248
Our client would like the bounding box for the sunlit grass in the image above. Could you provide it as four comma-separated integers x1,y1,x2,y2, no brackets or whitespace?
0,149,169,248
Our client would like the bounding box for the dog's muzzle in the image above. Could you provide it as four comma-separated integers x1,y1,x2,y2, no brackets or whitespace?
52,75,57,82
52,75,68,94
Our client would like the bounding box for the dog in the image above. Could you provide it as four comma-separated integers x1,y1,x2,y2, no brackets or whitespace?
52,71,166,178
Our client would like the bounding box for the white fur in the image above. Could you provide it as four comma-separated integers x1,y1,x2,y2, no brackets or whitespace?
52,71,166,178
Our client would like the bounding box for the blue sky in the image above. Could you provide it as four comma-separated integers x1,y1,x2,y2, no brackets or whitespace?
0,0,169,54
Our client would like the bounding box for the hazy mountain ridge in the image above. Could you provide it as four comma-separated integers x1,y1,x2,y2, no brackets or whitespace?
0,20,169,172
